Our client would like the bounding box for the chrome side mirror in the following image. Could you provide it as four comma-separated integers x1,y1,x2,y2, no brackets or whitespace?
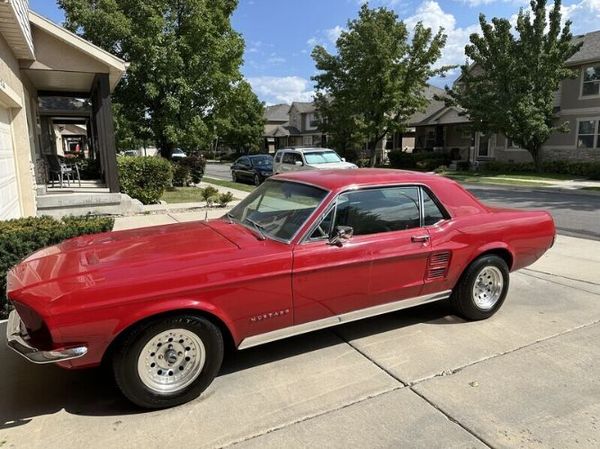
329,226,354,247
295,160,304,166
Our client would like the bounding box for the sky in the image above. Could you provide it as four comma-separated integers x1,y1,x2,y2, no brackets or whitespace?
30,0,600,105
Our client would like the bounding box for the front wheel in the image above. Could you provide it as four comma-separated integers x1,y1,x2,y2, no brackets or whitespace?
231,171,237,183
112,315,224,409
450,255,510,321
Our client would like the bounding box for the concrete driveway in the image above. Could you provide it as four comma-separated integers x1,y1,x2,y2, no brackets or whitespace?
1,235,599,449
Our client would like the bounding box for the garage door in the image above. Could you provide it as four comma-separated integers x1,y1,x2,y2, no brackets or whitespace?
0,106,20,220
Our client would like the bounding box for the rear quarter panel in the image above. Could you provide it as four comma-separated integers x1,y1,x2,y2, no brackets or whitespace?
422,209,555,296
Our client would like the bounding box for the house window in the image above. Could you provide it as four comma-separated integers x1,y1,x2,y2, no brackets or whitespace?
582,66,600,97
577,120,599,148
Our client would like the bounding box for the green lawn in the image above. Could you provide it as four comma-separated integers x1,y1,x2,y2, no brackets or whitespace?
203,177,256,192
161,187,205,203
582,187,600,192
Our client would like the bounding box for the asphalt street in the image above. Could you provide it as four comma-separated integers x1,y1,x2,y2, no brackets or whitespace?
205,163,600,241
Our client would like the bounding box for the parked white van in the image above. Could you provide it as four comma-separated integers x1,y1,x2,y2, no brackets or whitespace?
273,148,357,174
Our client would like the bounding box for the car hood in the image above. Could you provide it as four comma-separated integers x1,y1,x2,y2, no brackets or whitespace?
7,221,241,295
309,162,357,169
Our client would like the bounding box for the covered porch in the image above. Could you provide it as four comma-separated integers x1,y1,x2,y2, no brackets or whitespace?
21,12,128,213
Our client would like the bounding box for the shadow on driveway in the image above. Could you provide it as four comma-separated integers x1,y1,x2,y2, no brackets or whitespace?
0,301,459,429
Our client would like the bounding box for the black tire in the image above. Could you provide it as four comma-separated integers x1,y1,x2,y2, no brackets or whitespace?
254,174,261,186
112,315,224,409
231,171,237,182
450,255,510,321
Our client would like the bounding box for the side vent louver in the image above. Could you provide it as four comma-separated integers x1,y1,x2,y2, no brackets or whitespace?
426,251,451,281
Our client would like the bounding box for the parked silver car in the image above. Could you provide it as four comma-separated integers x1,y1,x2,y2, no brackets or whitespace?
273,148,357,174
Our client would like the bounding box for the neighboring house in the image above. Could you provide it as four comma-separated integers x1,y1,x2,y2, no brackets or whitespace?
412,30,600,165
0,1,129,220
263,102,327,152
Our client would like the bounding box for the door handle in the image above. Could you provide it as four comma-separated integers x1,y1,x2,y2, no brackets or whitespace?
411,235,430,243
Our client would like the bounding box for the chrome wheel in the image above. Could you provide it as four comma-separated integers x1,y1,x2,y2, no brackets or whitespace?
137,328,206,394
472,266,504,311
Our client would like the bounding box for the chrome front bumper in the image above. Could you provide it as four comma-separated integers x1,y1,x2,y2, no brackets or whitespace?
6,310,88,364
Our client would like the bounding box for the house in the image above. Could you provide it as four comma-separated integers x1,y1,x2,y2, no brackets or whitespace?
0,1,131,220
411,30,600,165
262,102,327,153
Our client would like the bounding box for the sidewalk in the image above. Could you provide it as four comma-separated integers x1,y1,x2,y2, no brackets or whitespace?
113,180,251,231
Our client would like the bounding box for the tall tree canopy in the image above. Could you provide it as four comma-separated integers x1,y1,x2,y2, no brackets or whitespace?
312,3,448,166
447,0,581,170
59,0,264,156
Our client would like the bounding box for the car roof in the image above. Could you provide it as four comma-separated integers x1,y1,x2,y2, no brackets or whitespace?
273,168,455,192
277,148,335,153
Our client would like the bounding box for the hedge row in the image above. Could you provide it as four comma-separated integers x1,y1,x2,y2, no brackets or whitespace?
482,160,600,180
1,216,114,319
172,156,206,187
388,151,451,171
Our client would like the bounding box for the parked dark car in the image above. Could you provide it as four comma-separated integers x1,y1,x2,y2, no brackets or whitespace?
231,154,273,185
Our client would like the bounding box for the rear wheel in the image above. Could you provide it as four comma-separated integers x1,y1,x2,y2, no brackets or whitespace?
254,174,261,186
232,171,237,182
451,255,509,321
112,315,223,409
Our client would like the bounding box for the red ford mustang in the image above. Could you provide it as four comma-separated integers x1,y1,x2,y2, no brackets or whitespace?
6,169,555,408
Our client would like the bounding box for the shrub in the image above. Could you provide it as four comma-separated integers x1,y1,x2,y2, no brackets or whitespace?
177,155,206,184
201,186,220,207
388,151,451,171
172,163,192,187
218,192,235,207
118,156,173,204
0,215,114,319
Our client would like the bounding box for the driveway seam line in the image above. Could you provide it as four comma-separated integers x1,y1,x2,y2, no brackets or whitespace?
409,387,495,449
219,386,403,448
522,268,600,286
410,318,600,386
332,329,407,387
519,271,600,296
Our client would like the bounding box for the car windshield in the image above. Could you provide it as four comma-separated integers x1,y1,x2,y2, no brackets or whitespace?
251,156,273,167
304,151,342,165
227,180,328,241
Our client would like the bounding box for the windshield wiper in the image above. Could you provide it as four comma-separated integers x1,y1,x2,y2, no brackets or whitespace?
243,217,267,241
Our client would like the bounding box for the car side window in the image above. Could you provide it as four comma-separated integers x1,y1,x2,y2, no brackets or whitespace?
239,157,250,168
282,152,295,164
293,153,304,164
422,189,447,226
334,187,421,236
274,152,282,163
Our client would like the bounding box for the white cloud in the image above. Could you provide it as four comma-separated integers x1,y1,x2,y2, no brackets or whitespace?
325,25,345,44
247,76,314,104
459,0,527,7
405,1,478,71
563,0,600,34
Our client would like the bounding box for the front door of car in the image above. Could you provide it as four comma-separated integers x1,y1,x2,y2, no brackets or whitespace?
292,186,432,325
332,186,431,305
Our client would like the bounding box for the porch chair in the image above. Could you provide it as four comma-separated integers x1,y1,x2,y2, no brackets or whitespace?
45,154,81,188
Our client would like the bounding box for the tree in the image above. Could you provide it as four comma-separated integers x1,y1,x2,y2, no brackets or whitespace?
447,0,582,171
59,0,263,157
312,3,448,166
214,80,265,154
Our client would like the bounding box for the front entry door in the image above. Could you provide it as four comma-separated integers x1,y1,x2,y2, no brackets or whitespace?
477,133,494,158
